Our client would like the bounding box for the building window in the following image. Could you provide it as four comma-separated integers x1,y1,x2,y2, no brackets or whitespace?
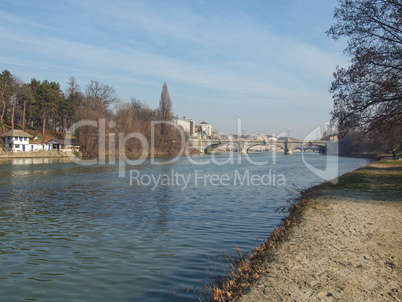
15,145,20,148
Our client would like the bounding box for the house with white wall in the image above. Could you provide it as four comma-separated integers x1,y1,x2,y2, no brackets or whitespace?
2,129,33,152
2,129,50,152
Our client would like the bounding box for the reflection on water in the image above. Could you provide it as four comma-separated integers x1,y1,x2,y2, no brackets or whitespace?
1,157,74,165
0,153,372,301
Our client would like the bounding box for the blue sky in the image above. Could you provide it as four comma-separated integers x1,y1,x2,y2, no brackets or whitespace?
0,0,347,139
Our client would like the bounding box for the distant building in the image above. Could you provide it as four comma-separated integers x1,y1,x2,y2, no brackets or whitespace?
172,116,195,136
47,139,80,153
219,134,234,140
199,121,212,137
210,132,221,140
255,134,268,141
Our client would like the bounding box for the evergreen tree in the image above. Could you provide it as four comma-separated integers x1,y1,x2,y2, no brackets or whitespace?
158,82,172,135
30,79,65,136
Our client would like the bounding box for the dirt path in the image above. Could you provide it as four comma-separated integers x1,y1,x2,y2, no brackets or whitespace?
237,191,401,301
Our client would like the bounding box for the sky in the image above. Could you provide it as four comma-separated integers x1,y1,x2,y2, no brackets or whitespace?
0,0,348,139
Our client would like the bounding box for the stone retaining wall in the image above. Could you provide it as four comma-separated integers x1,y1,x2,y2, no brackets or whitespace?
0,151,74,158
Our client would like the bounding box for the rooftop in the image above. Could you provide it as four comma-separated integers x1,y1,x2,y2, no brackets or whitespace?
47,139,79,146
1,129,33,138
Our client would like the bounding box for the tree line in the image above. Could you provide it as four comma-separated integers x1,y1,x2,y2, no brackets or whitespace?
327,0,401,154
0,71,181,157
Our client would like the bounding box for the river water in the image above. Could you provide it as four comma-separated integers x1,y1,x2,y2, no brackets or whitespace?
0,152,372,301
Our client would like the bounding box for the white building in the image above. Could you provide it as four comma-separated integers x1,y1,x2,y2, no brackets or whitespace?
199,122,212,137
172,116,195,136
2,129,32,152
1,129,80,153
254,134,268,141
1,129,51,152
219,133,234,140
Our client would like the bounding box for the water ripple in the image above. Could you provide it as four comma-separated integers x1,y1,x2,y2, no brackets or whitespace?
0,154,372,301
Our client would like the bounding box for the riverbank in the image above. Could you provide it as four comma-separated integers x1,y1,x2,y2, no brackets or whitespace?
210,160,402,301
0,151,72,158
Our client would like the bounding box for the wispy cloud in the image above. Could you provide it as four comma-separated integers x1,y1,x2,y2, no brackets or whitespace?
0,21,340,104
0,0,345,136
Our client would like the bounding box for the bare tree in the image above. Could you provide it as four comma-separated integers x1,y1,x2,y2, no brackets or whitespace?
72,80,116,158
327,0,402,141
85,80,116,107
74,107,101,157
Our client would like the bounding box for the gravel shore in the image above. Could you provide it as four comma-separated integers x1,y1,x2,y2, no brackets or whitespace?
237,164,401,301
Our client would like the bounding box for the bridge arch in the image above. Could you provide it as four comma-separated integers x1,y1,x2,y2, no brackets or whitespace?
306,142,327,154
245,141,267,153
204,141,238,154
204,143,221,154
274,140,328,155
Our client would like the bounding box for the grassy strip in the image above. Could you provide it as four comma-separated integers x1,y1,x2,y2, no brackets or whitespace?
205,160,402,301
321,159,402,198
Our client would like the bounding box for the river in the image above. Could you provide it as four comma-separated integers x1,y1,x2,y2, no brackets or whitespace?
0,152,372,301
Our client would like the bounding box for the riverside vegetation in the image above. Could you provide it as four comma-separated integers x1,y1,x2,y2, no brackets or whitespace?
0,72,183,157
206,159,401,301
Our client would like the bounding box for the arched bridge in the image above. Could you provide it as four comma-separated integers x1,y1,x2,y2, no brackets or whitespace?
189,138,328,155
